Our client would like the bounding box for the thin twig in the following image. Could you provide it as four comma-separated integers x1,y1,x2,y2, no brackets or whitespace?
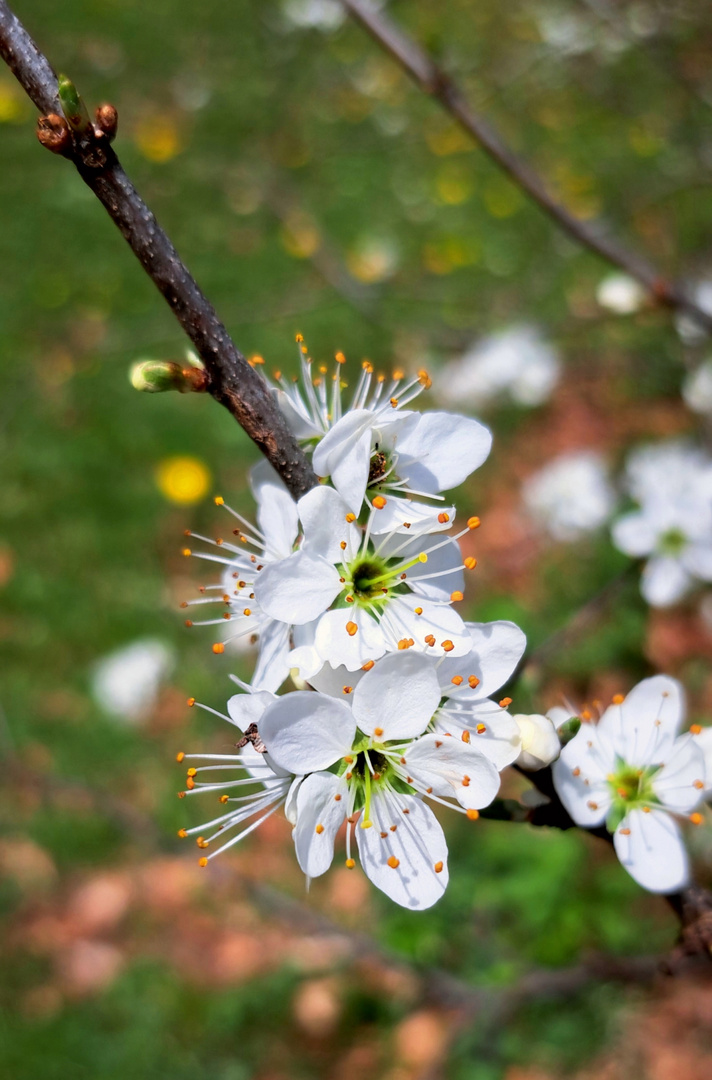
340,0,712,334
0,0,318,499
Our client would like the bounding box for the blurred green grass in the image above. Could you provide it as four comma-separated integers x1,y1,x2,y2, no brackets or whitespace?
2,0,712,1076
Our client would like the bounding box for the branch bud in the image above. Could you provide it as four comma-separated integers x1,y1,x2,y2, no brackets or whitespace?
130,359,208,394
95,104,119,142
58,74,92,135
37,113,72,156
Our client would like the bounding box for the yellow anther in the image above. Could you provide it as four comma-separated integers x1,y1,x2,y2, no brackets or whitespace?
178,828,187,838
362,360,374,373
418,369,432,389
199,857,208,867
345,512,356,523
414,607,423,615
393,368,404,380
343,756,354,764
345,858,355,869
476,723,486,735
361,819,373,829
418,552,428,563
361,660,375,671
315,824,324,835
335,351,346,364
340,541,347,550
176,751,186,762
387,856,400,869
295,333,304,343
186,767,197,778
390,397,399,408
184,620,194,628
467,516,481,530
243,608,252,616
182,547,192,557
219,795,230,804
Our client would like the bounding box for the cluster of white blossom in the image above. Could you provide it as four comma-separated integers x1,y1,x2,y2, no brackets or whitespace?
611,441,712,607
176,339,710,908
177,339,544,909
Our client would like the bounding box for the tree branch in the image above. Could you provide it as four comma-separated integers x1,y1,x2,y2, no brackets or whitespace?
0,0,319,499
340,0,712,334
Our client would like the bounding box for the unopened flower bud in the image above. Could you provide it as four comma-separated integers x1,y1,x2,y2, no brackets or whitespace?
95,103,119,142
130,359,208,394
37,113,72,156
58,74,92,135
556,715,581,746
513,713,561,770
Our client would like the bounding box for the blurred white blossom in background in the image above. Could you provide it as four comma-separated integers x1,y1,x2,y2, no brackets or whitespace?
90,639,175,723
282,0,345,31
437,325,561,409
596,273,646,315
676,279,712,345
682,359,712,415
523,450,615,541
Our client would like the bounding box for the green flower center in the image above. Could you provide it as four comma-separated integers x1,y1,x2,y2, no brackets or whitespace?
605,758,660,832
658,527,687,556
340,548,426,610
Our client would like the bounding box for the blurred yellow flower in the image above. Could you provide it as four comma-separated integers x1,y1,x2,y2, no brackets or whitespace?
0,79,28,123
435,162,474,205
155,456,211,505
280,213,321,259
135,116,184,163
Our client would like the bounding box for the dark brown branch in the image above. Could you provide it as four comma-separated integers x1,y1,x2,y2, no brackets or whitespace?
0,0,318,499
341,0,712,334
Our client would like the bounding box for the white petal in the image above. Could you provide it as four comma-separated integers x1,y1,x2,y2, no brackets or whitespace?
641,556,692,607
356,792,448,910
368,497,456,537
226,690,276,729
397,412,492,495
380,594,471,658
401,733,501,809
613,808,690,893
611,512,658,557
351,652,440,741
552,734,613,826
255,551,342,624
293,772,348,878
259,691,356,774
284,776,303,825
298,484,360,563
513,714,561,770
682,542,712,581
254,477,299,560
693,727,712,794
435,699,523,770
307,661,366,698
312,410,374,510
652,735,706,812
288,643,325,682
406,536,465,601
313,606,386,671
437,620,526,699
598,674,685,764
251,620,292,692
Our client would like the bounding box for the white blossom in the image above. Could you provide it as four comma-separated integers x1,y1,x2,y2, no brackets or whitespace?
553,676,706,893
682,359,712,416
255,485,480,675
596,273,646,315
266,342,492,514
259,652,502,909
513,713,561,770
437,325,560,410
282,0,345,31
675,279,712,345
90,639,175,723
523,451,615,541
612,442,712,607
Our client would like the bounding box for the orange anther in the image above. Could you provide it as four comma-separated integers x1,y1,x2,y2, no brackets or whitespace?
690,724,703,735
612,694,625,705
184,620,193,628
466,809,479,821
345,858,355,869
467,516,481,529
219,794,229,804
315,824,324,835
387,856,400,869
464,557,477,569
186,777,195,790
176,751,186,762
374,727,384,737
178,828,187,838
342,686,353,694
438,512,450,524
499,697,512,708
182,548,191,557
461,731,471,744
451,676,463,686
450,591,464,602
441,640,454,652
619,827,631,836
361,660,375,671
476,724,486,735
691,812,704,825
199,857,208,868
346,512,356,523
340,541,347,550
346,621,358,637
434,860,443,873
425,634,435,646
372,496,387,509
694,780,705,790
468,676,480,689
414,607,423,615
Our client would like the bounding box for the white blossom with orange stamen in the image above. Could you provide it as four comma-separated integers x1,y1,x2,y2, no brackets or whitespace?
552,676,706,893
258,652,501,910
255,485,477,675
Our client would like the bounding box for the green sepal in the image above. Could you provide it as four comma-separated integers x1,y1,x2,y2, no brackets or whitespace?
557,716,581,746
58,74,92,134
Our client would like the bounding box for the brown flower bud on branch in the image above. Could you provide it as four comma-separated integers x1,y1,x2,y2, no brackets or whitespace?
36,111,71,155
130,359,209,394
95,103,118,142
